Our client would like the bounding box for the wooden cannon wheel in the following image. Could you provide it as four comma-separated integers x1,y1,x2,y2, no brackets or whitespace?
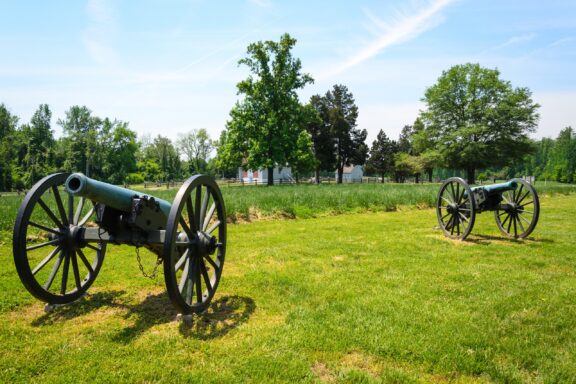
494,178,540,239
436,177,476,240
13,173,106,304
163,175,227,315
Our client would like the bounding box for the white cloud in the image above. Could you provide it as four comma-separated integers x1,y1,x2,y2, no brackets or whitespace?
549,36,575,47
320,0,456,79
493,33,536,50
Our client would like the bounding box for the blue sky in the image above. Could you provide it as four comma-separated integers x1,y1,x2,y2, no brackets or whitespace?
1,0,575,145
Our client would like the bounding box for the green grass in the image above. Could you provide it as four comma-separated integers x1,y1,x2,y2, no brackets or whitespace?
1,193,575,382
2,181,576,239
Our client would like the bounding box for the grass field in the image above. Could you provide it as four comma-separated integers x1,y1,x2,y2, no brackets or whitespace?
2,180,576,239
1,192,575,383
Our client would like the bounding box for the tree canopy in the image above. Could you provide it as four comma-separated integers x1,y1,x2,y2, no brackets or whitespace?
415,63,540,184
222,33,313,185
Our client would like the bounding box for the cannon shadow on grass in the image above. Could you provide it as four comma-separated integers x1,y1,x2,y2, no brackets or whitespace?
468,234,554,244
31,290,127,326
30,290,255,342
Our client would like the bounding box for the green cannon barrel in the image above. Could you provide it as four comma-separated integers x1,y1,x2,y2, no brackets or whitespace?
65,173,172,217
471,180,518,194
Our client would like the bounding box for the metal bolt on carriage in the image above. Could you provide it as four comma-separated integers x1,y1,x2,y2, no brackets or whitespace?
436,177,540,240
13,172,226,315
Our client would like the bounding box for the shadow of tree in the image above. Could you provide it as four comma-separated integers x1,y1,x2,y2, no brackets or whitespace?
31,290,127,326
179,295,256,340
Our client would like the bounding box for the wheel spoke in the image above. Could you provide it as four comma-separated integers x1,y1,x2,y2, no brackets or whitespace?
52,186,69,226
32,245,62,275
517,215,526,233
175,249,189,271
449,182,456,203
186,196,197,232
516,190,530,206
67,193,74,226
441,212,451,221
518,213,531,225
178,258,190,293
195,258,202,303
203,203,216,231
71,251,82,291
441,196,453,206
194,187,202,233
513,215,518,237
207,220,221,235
37,198,65,229
29,221,62,236
179,217,194,239
60,250,71,294
507,214,513,234
204,254,219,271
86,243,101,252
44,249,65,290
26,238,61,251
78,206,95,226
73,197,85,225
456,183,462,204
200,187,209,229
458,211,469,223
77,249,94,276
519,201,533,209
200,259,212,293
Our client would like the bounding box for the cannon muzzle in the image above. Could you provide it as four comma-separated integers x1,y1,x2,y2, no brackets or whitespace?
65,173,172,216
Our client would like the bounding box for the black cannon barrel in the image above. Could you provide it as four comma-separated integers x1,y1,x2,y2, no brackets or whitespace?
65,173,172,216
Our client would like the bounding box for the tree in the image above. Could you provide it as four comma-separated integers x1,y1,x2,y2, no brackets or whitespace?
306,98,336,183
20,104,56,186
177,128,214,175
103,122,138,184
58,106,101,176
288,130,317,182
366,129,395,182
0,104,19,190
143,135,181,181
393,152,423,183
224,33,313,185
416,63,540,184
317,84,368,183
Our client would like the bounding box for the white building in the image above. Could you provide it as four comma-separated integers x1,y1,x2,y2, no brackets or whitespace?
336,165,364,182
238,166,293,183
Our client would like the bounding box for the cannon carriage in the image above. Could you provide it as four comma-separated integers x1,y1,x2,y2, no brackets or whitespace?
13,172,226,315
436,177,540,240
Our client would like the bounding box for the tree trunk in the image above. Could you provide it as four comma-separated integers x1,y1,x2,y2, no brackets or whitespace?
415,173,420,184
315,168,320,184
267,166,274,186
381,172,385,183
427,168,433,183
337,166,343,184
466,167,475,185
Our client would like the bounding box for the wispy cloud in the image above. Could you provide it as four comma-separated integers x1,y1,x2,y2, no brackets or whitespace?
549,36,575,47
321,0,456,79
493,33,536,50
83,0,118,65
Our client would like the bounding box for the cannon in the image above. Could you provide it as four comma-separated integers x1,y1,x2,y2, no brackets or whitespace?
13,172,226,315
436,177,540,240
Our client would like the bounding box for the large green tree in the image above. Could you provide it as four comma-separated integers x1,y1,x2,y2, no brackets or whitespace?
316,84,368,183
416,63,540,184
223,33,313,185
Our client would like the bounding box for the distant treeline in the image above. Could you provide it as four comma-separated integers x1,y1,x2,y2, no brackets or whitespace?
1,101,574,192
